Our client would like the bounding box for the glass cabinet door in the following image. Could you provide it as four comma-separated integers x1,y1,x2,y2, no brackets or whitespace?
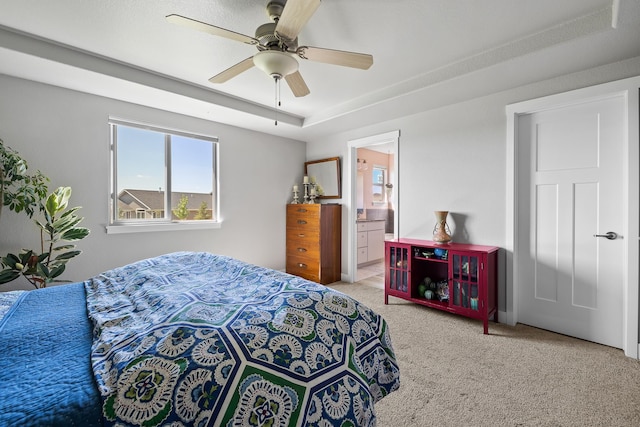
451,253,480,312
388,245,409,294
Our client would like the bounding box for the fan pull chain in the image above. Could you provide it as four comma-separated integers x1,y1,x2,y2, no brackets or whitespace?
274,77,281,126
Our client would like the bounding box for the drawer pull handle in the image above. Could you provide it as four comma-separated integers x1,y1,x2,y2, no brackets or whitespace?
297,248,307,252
298,234,305,237
298,263,307,268
297,208,307,213
297,220,307,225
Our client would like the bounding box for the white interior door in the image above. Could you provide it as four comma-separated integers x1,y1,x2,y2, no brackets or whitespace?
516,95,624,348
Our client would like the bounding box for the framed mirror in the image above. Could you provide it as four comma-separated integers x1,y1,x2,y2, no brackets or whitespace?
304,157,341,199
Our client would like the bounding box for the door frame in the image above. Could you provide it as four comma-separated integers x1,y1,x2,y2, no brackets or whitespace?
347,130,400,283
506,76,640,358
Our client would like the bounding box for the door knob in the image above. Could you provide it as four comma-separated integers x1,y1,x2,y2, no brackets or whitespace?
593,231,618,240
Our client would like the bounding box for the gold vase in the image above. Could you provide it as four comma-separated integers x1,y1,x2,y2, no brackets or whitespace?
432,210,452,244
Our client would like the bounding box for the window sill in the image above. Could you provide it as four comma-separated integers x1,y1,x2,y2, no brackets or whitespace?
105,221,222,234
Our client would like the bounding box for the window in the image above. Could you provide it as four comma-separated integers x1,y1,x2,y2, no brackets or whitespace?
108,119,218,232
372,165,386,203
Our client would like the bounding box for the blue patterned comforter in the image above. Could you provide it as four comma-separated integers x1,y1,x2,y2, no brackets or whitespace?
85,252,400,426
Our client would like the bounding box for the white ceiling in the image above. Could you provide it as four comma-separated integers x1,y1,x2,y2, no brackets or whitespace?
0,0,639,140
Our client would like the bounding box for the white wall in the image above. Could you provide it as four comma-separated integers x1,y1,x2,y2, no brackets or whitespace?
306,56,640,312
0,74,305,290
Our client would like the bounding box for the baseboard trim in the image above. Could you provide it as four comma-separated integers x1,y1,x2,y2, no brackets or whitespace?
497,310,509,325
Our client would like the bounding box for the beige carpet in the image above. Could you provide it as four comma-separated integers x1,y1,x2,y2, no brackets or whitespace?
329,278,640,427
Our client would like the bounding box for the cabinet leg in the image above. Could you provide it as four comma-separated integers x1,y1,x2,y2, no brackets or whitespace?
384,293,389,304
483,318,489,335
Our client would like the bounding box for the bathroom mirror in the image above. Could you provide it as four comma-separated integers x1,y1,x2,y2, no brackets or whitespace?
304,157,341,199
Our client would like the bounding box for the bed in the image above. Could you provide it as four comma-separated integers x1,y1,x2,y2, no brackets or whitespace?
0,252,400,426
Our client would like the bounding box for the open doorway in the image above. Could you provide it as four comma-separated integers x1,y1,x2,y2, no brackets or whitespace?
348,131,399,284
355,147,395,283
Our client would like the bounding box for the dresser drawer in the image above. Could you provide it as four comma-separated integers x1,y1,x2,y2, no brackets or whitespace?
286,255,320,282
287,241,320,259
287,217,319,231
287,206,320,226
286,228,320,242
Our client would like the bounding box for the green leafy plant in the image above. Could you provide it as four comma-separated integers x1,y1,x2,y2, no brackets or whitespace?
0,186,90,288
0,138,49,219
172,194,189,220
195,200,209,220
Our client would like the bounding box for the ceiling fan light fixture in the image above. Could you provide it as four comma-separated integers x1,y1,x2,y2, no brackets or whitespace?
168,0,371,98
253,50,298,79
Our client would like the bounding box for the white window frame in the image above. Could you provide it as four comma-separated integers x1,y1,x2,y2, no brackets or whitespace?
106,118,221,234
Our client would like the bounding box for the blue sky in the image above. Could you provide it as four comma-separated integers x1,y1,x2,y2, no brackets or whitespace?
117,126,213,194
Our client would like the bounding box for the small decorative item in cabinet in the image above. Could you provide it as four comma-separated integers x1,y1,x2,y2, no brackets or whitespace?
435,280,449,302
414,247,448,260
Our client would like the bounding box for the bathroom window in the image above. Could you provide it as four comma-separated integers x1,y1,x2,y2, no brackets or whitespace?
372,166,386,204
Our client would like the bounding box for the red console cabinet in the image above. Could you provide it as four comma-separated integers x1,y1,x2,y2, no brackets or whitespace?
385,238,498,334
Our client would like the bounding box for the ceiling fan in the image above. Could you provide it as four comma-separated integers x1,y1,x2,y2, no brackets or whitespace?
166,0,373,98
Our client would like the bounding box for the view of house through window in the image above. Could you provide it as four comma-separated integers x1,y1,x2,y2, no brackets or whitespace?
110,120,217,224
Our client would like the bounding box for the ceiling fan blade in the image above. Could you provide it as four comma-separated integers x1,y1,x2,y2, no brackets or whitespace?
296,46,373,70
285,71,310,97
166,14,258,45
209,57,255,83
275,0,321,43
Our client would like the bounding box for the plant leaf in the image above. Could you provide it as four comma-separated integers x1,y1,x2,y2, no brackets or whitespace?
51,214,82,234
0,269,20,284
49,263,66,279
2,253,20,268
53,186,72,214
45,191,59,217
60,207,81,218
61,227,90,241
52,244,76,252
54,250,81,261
38,262,50,278
19,250,34,265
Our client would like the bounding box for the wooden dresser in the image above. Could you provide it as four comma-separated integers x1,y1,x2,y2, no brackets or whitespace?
286,204,341,284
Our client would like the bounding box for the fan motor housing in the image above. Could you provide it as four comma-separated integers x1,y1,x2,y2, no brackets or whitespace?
255,23,279,47
255,22,298,50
